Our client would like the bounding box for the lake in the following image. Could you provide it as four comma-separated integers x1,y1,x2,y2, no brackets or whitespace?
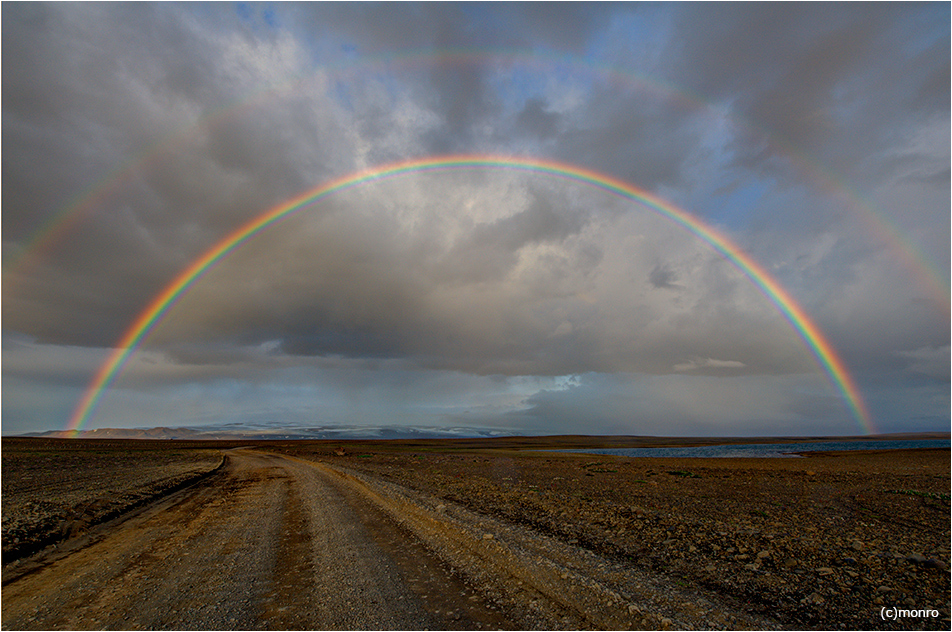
552,439,951,458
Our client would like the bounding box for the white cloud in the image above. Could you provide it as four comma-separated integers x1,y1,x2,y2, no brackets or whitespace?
673,358,747,372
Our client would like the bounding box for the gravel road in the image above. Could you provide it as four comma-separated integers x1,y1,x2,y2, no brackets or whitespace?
2,449,775,630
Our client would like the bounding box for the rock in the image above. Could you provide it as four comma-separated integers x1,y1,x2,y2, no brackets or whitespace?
876,585,893,594
482,533,494,540
923,559,947,571
851,540,864,551
816,567,834,576
756,550,770,559
906,553,927,565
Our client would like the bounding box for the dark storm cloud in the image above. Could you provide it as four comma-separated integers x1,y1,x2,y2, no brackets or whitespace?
515,97,561,139
666,2,950,180
291,2,614,55
284,2,616,152
2,2,362,346
648,264,681,291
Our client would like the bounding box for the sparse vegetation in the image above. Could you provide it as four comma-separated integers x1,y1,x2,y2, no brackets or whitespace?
885,488,950,502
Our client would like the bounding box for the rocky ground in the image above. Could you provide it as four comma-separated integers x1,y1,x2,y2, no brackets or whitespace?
2,438,223,562
274,443,951,630
2,437,948,630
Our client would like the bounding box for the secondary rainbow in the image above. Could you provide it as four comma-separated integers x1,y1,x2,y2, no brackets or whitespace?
9,51,948,310
66,155,875,435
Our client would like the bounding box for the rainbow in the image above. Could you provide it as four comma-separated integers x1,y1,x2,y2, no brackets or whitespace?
66,155,875,435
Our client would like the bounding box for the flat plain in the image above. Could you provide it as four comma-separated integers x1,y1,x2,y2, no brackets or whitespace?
1,436,949,630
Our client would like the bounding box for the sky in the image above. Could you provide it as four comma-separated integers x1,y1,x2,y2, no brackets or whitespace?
2,2,949,437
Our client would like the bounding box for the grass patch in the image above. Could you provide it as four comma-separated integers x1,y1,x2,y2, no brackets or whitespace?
667,470,700,479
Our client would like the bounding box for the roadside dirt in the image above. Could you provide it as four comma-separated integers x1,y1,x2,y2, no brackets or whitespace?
1,440,222,562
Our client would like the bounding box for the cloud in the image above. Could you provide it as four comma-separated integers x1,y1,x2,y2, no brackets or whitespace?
510,372,858,437
515,97,561,139
648,263,682,290
136,171,822,380
2,3,948,435
897,345,951,381
673,358,747,373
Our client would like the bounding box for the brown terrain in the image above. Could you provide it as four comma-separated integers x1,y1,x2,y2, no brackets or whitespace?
1,435,949,630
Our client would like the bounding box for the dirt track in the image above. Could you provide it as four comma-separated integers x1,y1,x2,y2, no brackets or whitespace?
1,449,774,630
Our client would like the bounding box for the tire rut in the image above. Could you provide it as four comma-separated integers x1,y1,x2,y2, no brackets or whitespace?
3,449,777,630
297,456,782,630
1,450,515,630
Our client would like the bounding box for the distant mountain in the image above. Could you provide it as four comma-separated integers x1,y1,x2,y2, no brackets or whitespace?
20,424,521,441
18,426,948,442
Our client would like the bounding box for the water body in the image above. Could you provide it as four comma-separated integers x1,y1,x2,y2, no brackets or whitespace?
554,439,950,458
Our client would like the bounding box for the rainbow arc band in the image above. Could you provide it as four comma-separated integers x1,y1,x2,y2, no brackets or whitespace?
66,155,874,435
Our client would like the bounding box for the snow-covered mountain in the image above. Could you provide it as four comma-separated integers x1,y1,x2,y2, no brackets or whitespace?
21,424,521,441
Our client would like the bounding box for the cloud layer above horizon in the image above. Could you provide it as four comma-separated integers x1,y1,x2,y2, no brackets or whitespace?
3,2,949,436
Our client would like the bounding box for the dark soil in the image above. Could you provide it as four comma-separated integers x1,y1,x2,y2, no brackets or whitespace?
2,438,223,563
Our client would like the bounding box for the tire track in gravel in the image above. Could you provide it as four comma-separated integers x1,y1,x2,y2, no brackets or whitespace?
3,449,779,630
1,450,513,630
295,455,783,630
